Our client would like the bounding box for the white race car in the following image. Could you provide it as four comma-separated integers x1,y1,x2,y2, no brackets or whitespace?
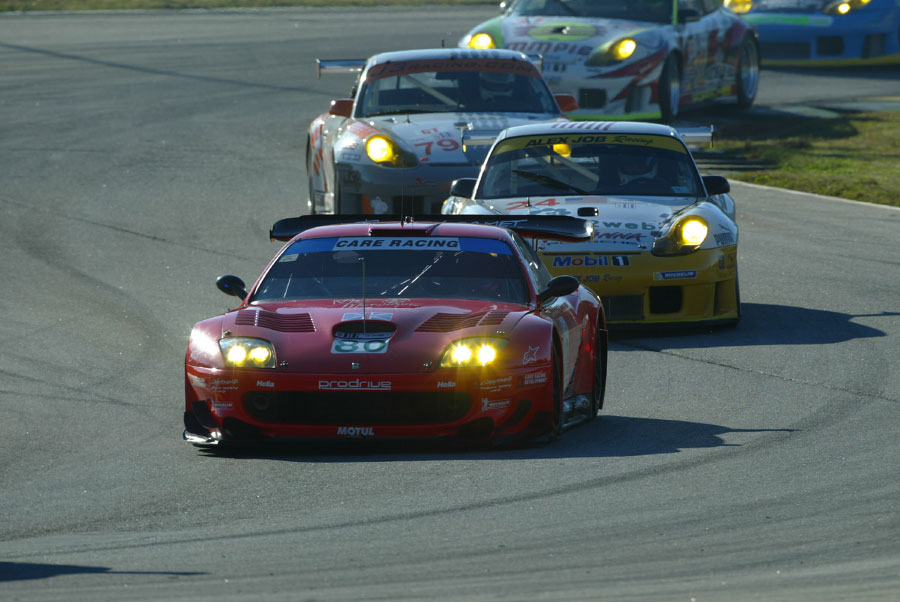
442,120,740,328
460,0,760,122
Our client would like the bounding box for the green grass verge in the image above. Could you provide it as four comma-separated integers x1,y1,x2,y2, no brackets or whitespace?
717,111,900,207
1,0,493,10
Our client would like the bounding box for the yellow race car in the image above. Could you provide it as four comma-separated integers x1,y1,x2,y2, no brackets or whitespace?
442,121,739,328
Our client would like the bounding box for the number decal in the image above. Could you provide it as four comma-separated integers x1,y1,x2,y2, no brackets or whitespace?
414,139,460,155
331,339,390,354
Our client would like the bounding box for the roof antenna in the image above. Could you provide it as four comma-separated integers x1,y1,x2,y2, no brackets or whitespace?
359,256,367,334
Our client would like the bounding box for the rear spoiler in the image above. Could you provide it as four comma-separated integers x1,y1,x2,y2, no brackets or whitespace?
270,214,593,243
677,125,714,149
316,59,366,78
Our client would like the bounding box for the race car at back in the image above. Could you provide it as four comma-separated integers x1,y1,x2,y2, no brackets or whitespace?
725,0,900,65
442,121,740,328
184,215,607,447
460,0,760,121
307,48,578,216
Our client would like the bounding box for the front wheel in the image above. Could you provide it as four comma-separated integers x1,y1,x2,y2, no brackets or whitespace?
658,55,681,123
548,348,563,440
589,331,606,419
736,37,760,109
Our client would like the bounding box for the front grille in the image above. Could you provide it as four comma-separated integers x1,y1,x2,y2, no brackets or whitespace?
602,295,643,321
816,36,844,57
760,42,810,60
243,391,471,425
578,88,607,109
235,309,315,332
649,286,682,314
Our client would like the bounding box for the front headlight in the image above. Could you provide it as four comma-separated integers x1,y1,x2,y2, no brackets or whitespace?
585,38,638,67
219,337,277,369
652,216,708,256
723,0,753,14
825,0,870,13
439,338,508,368
466,32,496,50
366,135,399,164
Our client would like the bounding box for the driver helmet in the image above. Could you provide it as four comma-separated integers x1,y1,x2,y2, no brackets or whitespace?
616,152,658,185
478,70,516,102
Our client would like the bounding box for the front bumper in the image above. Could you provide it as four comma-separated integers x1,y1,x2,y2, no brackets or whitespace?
541,246,739,326
183,364,554,445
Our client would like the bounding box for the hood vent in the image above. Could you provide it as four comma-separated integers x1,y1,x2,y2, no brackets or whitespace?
416,310,509,333
235,309,315,333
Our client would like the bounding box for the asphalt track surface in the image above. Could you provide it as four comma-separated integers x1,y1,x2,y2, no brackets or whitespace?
1,7,899,602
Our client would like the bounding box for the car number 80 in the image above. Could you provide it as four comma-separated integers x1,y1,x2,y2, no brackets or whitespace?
331,339,390,354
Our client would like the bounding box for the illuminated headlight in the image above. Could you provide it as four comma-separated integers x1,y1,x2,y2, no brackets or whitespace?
825,0,870,13
366,135,399,164
586,38,638,67
652,217,709,256
553,143,572,158
723,0,753,13
466,33,496,50
439,338,507,368
219,337,276,369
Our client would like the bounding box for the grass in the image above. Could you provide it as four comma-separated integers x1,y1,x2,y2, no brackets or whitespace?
1,0,493,10
715,111,900,207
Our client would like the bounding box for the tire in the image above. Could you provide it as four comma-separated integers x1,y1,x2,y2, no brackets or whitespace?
725,274,742,328
306,142,317,215
658,54,681,123
549,348,563,440
589,331,606,420
736,37,760,109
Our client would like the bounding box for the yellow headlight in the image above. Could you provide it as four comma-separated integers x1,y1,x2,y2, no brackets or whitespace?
220,337,277,369
612,39,637,61
724,0,753,13
249,346,271,364
366,135,397,163
837,2,851,12
553,143,572,158
476,345,497,366
439,338,507,368
468,33,496,50
450,344,473,364
226,345,247,365
680,218,708,247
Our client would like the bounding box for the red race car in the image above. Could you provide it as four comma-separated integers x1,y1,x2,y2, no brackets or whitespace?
184,215,607,447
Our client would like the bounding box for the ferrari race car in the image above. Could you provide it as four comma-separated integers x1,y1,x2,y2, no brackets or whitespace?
442,120,740,328
184,215,607,447
725,0,900,65
460,0,761,121
306,48,579,216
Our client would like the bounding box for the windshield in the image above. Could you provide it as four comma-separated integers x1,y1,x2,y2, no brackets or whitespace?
478,132,702,199
253,236,530,304
357,58,559,117
511,0,674,23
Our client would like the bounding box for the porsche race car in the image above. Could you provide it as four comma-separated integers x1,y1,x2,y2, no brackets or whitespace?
460,0,761,121
725,0,900,65
184,215,607,447
307,48,579,216
442,121,740,328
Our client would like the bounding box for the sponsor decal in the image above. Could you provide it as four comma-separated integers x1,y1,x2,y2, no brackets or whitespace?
597,220,657,231
333,237,460,250
187,374,206,388
654,270,697,281
339,152,361,162
551,255,631,268
517,371,548,387
336,426,375,437
482,398,512,411
318,379,391,391
596,232,644,242
523,345,539,365
366,59,538,82
437,381,456,388
718,253,737,271
480,376,513,393
209,378,239,393
256,380,275,388
508,39,594,57
496,130,688,154
331,339,389,354
714,232,735,246
211,401,233,411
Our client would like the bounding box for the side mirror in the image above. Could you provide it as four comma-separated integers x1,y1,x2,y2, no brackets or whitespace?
216,275,248,300
677,6,701,22
703,175,730,196
554,94,579,113
539,275,579,303
328,99,353,118
449,178,477,199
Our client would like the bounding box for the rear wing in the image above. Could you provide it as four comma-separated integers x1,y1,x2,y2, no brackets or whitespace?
270,214,593,243
316,59,366,78
677,125,714,150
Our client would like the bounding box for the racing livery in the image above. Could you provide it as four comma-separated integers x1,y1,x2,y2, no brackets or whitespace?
307,48,577,216
460,0,760,121
725,0,900,65
184,215,607,447
442,121,740,327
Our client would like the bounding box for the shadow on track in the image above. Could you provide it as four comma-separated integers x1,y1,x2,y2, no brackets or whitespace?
0,561,203,583
195,414,793,463
612,302,893,351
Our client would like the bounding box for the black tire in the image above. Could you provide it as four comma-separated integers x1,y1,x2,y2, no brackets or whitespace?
306,142,317,215
549,348,563,440
659,54,681,123
589,331,606,419
725,274,742,329
736,37,760,109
